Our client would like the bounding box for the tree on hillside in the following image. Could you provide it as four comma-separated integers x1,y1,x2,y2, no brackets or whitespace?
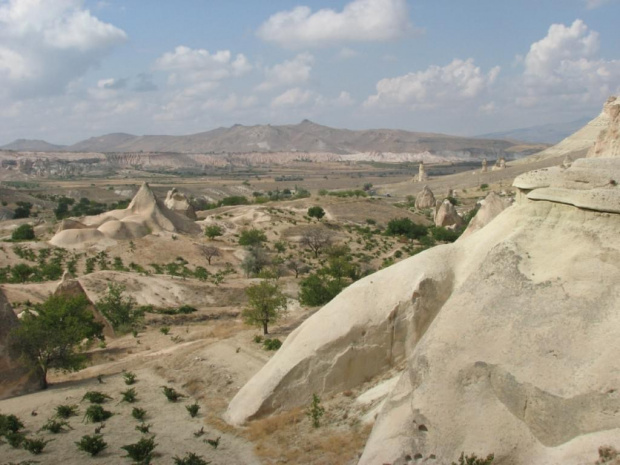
9,294,104,389
241,246,270,277
199,245,221,265
204,225,223,240
307,206,325,220
96,283,140,333
239,228,267,247
300,227,333,258
242,280,287,335
11,224,35,241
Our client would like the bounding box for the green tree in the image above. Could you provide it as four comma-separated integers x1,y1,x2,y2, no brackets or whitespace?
307,206,325,220
386,217,428,240
242,280,287,335
96,283,140,333
239,228,267,246
204,225,224,240
11,224,35,241
298,273,347,307
241,246,271,277
9,294,104,389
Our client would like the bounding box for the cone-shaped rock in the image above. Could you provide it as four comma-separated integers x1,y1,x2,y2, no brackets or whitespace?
434,199,464,229
414,185,436,210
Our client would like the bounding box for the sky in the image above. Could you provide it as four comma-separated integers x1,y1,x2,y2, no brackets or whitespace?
0,0,619,145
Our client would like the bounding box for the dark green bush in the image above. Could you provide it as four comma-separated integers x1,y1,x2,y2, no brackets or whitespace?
55,404,79,419
452,452,494,465
76,434,107,456
22,437,52,455
263,338,282,351
0,413,24,435
39,419,71,434
83,405,113,423
185,403,200,418
11,224,35,241
121,436,157,464
132,407,147,421
173,452,211,465
82,391,111,404
161,386,185,402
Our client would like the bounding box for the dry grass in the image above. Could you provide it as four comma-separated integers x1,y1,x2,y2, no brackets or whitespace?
245,408,371,465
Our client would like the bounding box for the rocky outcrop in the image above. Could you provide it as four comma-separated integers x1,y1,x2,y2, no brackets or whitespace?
49,182,201,249
434,199,464,229
459,192,511,239
53,272,114,338
225,98,620,464
164,188,197,220
0,289,43,399
491,157,506,170
417,161,428,182
588,96,620,159
414,186,436,210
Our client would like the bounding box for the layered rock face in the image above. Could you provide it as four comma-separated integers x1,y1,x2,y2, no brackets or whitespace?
0,289,42,399
225,98,620,464
50,182,200,249
459,191,511,239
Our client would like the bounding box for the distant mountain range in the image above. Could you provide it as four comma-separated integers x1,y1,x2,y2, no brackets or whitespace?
477,117,592,144
1,120,543,158
1,139,67,152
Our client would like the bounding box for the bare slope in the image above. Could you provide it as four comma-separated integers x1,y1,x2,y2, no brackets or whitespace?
0,139,66,151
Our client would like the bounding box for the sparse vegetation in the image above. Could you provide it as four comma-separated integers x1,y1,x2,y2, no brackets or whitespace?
132,407,147,421
121,436,157,464
136,423,152,434
76,434,107,456
123,371,137,385
83,405,113,423
82,391,112,404
452,452,495,465
162,386,185,402
306,393,325,428
185,403,200,418
54,404,79,419
22,437,52,455
39,419,71,434
120,388,138,403
97,283,141,333
173,452,211,465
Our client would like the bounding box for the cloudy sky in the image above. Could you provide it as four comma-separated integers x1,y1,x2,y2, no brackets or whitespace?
1,0,619,144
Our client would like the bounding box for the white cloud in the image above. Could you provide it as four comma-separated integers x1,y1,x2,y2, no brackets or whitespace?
518,20,620,108
337,47,360,60
97,77,127,90
0,0,127,98
334,91,355,106
271,87,315,107
257,53,314,91
257,0,412,48
365,59,500,108
154,46,252,83
584,0,612,9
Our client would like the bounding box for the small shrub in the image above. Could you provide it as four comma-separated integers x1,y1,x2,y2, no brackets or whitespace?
120,388,138,403
205,436,220,449
162,386,185,402
6,431,26,448
177,305,197,314
123,371,137,385
306,393,325,428
452,452,495,465
39,419,71,434
0,413,24,434
185,403,200,418
253,335,263,344
55,404,79,419
263,338,282,351
136,423,152,434
121,436,157,464
76,434,107,456
83,405,113,423
22,437,52,455
173,452,211,465
82,391,112,404
131,407,147,421
480,184,489,191
160,326,170,335
11,224,35,241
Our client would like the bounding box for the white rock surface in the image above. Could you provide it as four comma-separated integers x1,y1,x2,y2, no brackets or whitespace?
460,191,511,239
434,199,464,229
225,97,620,464
414,185,436,210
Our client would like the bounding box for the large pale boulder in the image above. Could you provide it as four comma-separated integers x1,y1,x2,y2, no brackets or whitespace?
434,199,464,229
588,96,620,159
165,188,197,220
0,289,43,399
225,98,620,464
414,186,436,210
459,191,511,239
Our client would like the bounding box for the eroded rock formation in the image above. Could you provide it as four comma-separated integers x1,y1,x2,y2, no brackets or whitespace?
50,182,200,249
459,192,511,239
414,186,436,210
434,199,464,229
164,188,197,220
0,289,42,399
225,98,620,464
